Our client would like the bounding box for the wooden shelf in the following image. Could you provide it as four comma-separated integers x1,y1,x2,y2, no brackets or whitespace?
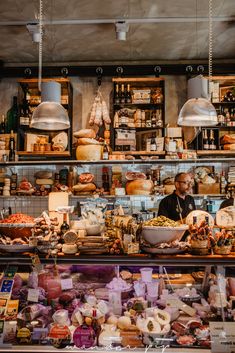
112,150,165,155
17,151,70,157
197,150,235,156
112,77,164,83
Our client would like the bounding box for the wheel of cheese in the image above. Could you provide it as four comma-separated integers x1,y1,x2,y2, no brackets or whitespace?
77,138,101,146
186,210,214,226
76,145,102,161
63,230,78,244
216,206,235,228
62,244,78,254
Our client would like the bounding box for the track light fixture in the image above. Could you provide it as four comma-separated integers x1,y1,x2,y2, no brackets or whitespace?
115,21,129,41
26,23,41,43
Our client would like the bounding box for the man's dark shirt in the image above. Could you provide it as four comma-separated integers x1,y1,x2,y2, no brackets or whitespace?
158,191,196,221
219,198,234,210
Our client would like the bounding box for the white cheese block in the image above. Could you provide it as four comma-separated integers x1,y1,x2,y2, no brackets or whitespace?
216,206,235,228
48,192,69,211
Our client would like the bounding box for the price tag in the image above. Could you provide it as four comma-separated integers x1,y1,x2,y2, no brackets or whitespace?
61,278,73,291
27,288,39,303
210,322,235,353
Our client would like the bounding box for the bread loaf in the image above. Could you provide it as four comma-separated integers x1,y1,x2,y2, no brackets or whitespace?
74,129,96,139
221,134,235,145
126,179,153,195
223,144,235,150
73,182,96,193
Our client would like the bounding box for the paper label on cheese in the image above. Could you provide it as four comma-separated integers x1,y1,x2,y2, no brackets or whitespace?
61,278,73,291
27,288,39,303
166,298,196,316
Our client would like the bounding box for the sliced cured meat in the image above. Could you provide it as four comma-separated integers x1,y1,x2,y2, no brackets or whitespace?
176,335,196,346
171,321,187,335
125,171,146,181
78,173,94,184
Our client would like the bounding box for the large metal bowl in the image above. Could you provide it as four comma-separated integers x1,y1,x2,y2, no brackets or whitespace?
142,225,188,245
0,223,34,239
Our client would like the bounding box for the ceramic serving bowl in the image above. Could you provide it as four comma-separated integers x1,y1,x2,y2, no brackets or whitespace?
142,225,188,245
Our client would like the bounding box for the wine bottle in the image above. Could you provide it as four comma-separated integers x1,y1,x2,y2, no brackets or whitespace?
125,84,132,103
203,129,209,150
151,112,157,128
120,84,126,104
150,133,156,151
6,96,18,133
9,130,15,161
102,141,109,160
60,213,70,235
19,88,31,127
209,129,216,150
102,167,110,192
114,84,120,105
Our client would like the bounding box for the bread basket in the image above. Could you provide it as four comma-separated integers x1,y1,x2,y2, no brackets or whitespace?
0,223,34,239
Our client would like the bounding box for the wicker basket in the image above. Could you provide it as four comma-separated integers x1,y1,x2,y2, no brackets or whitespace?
0,223,34,239
214,245,232,255
190,239,209,249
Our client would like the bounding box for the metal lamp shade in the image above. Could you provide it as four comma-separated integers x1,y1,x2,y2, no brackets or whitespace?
178,98,218,127
31,101,70,130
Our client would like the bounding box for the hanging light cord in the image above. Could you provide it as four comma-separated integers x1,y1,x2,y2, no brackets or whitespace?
208,0,213,99
38,0,43,92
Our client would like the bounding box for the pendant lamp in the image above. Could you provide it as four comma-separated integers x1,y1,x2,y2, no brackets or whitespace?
178,0,218,127
31,81,70,130
30,0,70,131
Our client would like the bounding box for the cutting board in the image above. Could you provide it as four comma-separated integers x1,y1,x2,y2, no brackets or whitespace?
48,192,69,226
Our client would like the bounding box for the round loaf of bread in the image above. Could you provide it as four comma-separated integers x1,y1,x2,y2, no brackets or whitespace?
125,179,153,195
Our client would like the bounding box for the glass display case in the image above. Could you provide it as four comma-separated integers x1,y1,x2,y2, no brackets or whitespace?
0,255,234,352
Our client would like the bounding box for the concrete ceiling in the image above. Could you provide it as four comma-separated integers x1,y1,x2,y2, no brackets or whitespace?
0,0,234,65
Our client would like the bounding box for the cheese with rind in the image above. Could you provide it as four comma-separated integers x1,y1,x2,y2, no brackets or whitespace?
216,206,235,228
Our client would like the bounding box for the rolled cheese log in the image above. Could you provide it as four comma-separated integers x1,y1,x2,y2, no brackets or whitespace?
76,145,102,161
73,129,96,139
126,179,153,195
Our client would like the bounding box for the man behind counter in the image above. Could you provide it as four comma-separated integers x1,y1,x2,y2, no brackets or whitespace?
158,172,196,222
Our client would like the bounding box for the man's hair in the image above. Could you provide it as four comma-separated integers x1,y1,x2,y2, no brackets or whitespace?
174,172,188,182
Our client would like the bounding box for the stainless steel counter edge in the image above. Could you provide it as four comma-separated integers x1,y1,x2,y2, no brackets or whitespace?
0,346,211,353
0,255,235,266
